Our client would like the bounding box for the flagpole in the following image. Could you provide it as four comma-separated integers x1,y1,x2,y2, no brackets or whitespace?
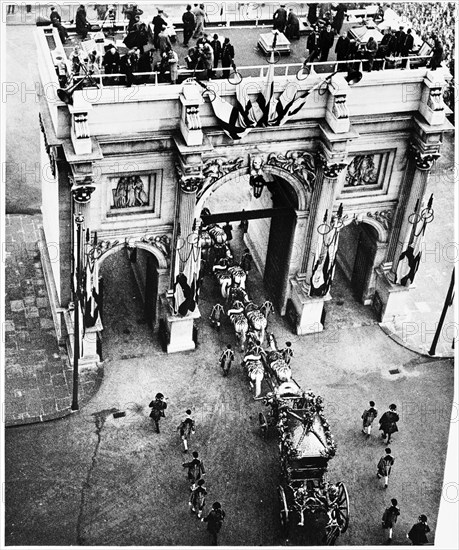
71,212,84,411
428,267,455,356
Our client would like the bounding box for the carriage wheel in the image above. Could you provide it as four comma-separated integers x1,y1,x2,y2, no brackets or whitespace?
334,482,350,533
278,486,289,534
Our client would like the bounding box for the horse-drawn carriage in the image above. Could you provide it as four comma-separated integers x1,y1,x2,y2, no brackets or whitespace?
259,372,350,545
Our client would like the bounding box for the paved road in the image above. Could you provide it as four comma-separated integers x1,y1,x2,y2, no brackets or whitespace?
5,249,456,546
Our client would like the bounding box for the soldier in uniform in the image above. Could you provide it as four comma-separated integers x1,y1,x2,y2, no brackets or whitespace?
377,447,395,488
202,502,226,545
361,400,378,436
149,392,167,433
183,450,206,487
379,404,399,444
178,409,196,452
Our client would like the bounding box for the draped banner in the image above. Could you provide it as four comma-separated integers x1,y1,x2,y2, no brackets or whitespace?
173,230,202,316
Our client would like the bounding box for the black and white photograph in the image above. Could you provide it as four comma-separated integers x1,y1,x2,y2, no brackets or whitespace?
1,1,458,547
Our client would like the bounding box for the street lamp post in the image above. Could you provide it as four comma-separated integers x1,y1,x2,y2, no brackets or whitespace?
428,267,455,356
71,212,84,411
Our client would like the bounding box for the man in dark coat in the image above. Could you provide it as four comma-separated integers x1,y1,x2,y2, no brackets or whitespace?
152,8,167,49
407,515,430,545
202,502,226,546
361,400,378,436
332,3,347,35
182,4,195,47
210,34,222,73
273,4,287,33
183,450,205,486
221,37,235,78
319,23,335,61
307,3,318,26
103,46,120,76
401,28,414,67
376,447,395,488
285,9,300,40
429,34,444,70
50,7,69,43
335,31,350,62
394,26,406,56
125,4,143,32
149,392,167,433
379,403,399,444
382,498,400,543
307,26,320,62
75,5,91,39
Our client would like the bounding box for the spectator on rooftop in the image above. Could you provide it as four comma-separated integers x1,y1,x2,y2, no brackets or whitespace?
211,34,222,75
158,25,172,55
182,5,196,47
75,4,91,40
335,31,350,63
221,37,235,79
285,9,300,40
152,8,167,50
318,22,335,62
193,4,206,39
125,4,143,32
273,4,288,34
429,33,444,70
50,7,69,44
331,3,347,35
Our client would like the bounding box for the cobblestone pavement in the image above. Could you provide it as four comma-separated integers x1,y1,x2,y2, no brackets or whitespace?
4,214,102,426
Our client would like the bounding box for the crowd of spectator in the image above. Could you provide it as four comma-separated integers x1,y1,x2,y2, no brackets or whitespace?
392,2,455,111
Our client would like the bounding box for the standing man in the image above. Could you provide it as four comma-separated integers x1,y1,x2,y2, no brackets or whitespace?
202,502,226,546
307,26,321,62
319,23,335,61
152,8,167,49
149,392,168,433
335,31,350,62
50,7,69,44
158,25,172,55
273,4,287,33
282,341,294,365
125,4,143,32
401,28,414,67
379,403,399,444
361,400,378,436
189,478,207,518
211,34,222,75
382,498,400,544
182,5,196,47
394,26,406,56
365,36,378,72
178,409,196,452
219,344,234,377
193,4,206,40
221,37,235,79
407,515,430,545
183,450,206,487
376,447,395,489
332,3,347,35
285,8,300,40
429,34,444,70
75,5,91,39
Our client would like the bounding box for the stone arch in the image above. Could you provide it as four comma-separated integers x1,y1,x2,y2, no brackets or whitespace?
195,165,309,216
342,215,389,243
97,240,168,269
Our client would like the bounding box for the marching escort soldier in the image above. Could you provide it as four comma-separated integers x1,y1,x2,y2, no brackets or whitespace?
361,400,378,436
183,450,206,488
189,478,207,518
379,404,399,444
377,447,395,488
178,409,196,452
202,501,226,545
219,344,234,376
407,514,430,545
149,392,168,433
209,303,224,331
382,498,400,543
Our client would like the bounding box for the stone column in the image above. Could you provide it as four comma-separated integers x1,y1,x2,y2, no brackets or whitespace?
375,143,440,324
388,145,440,283
291,148,348,335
